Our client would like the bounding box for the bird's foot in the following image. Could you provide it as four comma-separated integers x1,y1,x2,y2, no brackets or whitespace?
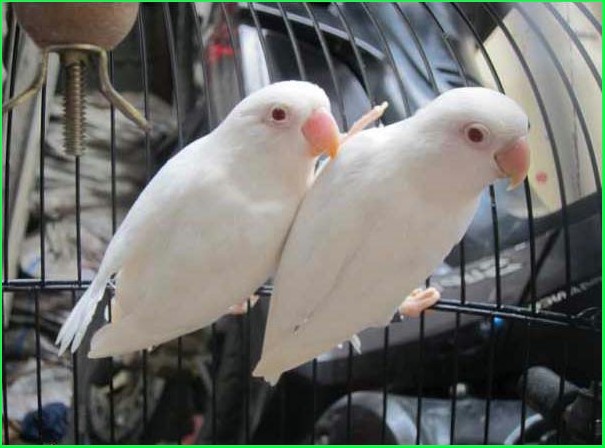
399,287,440,318
341,101,389,145
228,295,260,315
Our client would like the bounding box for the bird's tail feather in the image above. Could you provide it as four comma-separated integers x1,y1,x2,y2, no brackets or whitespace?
56,272,109,355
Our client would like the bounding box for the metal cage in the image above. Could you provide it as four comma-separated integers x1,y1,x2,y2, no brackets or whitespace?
2,2,601,445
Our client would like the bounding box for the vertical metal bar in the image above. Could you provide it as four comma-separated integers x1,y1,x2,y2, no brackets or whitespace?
360,3,411,116
188,4,217,442
137,10,153,184
161,3,185,392
218,4,249,442
163,3,185,150
248,3,276,80
70,291,80,443
380,326,389,444
520,178,537,444
333,3,373,102
422,4,468,81
301,3,347,128
483,318,496,444
39,84,47,284
449,4,504,91
108,50,117,445
189,3,214,131
279,377,286,443
392,4,438,92
556,336,570,443
109,51,118,235
450,239,466,444
543,3,601,89
0,24,15,428
311,358,317,444
2,23,20,283
34,290,43,443
574,3,602,34
36,78,48,446
220,3,245,99
73,125,83,446
136,9,151,437
244,299,251,443
211,323,217,444
346,343,353,443
415,312,424,445
276,3,307,81
519,320,531,443
2,292,9,444
74,158,82,285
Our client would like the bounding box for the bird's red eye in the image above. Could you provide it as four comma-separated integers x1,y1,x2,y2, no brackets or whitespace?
464,124,489,143
271,107,287,122
466,126,485,143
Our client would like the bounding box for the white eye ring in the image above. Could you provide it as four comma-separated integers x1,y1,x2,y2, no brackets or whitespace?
268,105,290,125
463,123,490,145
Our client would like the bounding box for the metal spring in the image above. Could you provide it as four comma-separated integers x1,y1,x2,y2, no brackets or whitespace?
63,55,87,157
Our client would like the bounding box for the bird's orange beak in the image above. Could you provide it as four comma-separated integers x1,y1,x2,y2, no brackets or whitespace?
301,107,340,159
494,137,530,190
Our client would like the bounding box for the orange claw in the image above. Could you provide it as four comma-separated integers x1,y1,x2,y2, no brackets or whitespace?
399,287,440,318
340,101,389,145
228,295,260,315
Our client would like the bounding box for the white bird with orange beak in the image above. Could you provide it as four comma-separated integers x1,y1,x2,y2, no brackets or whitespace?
56,81,342,357
254,87,531,384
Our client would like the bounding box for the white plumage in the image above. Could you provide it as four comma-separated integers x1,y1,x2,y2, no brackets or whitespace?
254,87,530,384
56,81,340,358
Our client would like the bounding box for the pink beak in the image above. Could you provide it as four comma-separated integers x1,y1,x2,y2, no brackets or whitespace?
494,137,530,190
301,107,340,159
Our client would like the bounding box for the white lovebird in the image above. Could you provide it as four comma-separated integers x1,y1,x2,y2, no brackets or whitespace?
56,81,342,358
254,87,531,384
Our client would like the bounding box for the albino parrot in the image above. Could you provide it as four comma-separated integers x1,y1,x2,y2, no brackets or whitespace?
56,81,342,358
254,87,531,384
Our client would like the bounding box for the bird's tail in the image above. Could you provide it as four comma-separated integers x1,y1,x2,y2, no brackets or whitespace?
56,271,109,355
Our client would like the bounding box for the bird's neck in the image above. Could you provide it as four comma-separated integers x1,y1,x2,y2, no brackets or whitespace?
214,128,316,201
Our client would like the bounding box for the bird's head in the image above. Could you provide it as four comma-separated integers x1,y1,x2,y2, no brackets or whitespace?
224,81,340,160
417,87,530,191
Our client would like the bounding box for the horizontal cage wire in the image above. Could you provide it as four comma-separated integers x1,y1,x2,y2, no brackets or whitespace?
1,2,601,445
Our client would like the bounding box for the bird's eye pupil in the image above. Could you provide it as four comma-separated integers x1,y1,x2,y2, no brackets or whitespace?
272,107,287,121
467,127,484,143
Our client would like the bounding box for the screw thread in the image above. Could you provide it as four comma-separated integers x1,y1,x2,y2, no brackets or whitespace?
63,59,86,157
